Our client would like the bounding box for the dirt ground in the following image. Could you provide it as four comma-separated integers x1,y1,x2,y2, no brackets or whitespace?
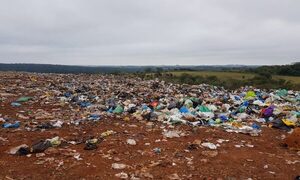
0,117,299,179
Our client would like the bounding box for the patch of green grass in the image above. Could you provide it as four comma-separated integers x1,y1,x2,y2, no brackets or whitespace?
274,75,300,84
168,71,300,84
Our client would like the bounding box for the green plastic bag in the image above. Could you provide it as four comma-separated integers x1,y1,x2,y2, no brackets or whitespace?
198,105,211,112
113,105,124,114
276,89,288,97
190,97,200,104
16,96,32,102
245,91,256,100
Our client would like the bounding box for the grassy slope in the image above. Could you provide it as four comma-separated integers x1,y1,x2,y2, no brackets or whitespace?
169,71,300,84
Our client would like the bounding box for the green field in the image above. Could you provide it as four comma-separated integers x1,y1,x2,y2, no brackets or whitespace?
168,71,300,84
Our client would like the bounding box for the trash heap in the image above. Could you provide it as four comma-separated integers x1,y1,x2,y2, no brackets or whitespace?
1,73,299,135
1,72,300,179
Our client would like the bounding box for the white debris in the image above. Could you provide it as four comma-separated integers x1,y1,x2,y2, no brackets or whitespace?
126,139,136,145
112,163,127,170
8,144,28,155
74,153,83,161
52,120,64,128
115,172,128,179
36,153,45,158
216,139,229,144
201,142,217,150
163,130,181,138
286,160,300,165
234,145,243,148
246,144,254,148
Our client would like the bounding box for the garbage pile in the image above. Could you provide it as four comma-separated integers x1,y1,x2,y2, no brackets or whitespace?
0,72,300,179
1,73,299,134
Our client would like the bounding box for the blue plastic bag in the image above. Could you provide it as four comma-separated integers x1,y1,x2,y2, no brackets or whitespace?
179,106,189,113
3,121,20,128
11,102,21,107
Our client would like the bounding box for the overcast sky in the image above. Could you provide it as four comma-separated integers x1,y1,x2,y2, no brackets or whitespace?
0,0,299,65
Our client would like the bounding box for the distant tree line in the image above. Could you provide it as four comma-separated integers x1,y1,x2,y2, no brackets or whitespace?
248,62,300,76
0,63,298,75
0,63,157,74
0,63,259,74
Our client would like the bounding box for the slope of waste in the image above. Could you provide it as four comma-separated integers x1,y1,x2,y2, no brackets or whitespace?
0,72,299,179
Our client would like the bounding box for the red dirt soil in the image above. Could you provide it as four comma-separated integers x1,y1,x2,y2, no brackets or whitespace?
0,117,299,179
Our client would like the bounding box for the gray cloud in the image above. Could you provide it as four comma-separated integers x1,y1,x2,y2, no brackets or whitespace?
0,0,299,65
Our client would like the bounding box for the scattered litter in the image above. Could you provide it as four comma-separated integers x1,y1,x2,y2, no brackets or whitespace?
9,144,29,155
84,138,100,150
126,139,137,145
112,163,127,170
3,121,20,128
153,147,161,154
163,130,181,138
101,130,116,138
0,72,299,179
115,172,128,179
201,142,217,150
